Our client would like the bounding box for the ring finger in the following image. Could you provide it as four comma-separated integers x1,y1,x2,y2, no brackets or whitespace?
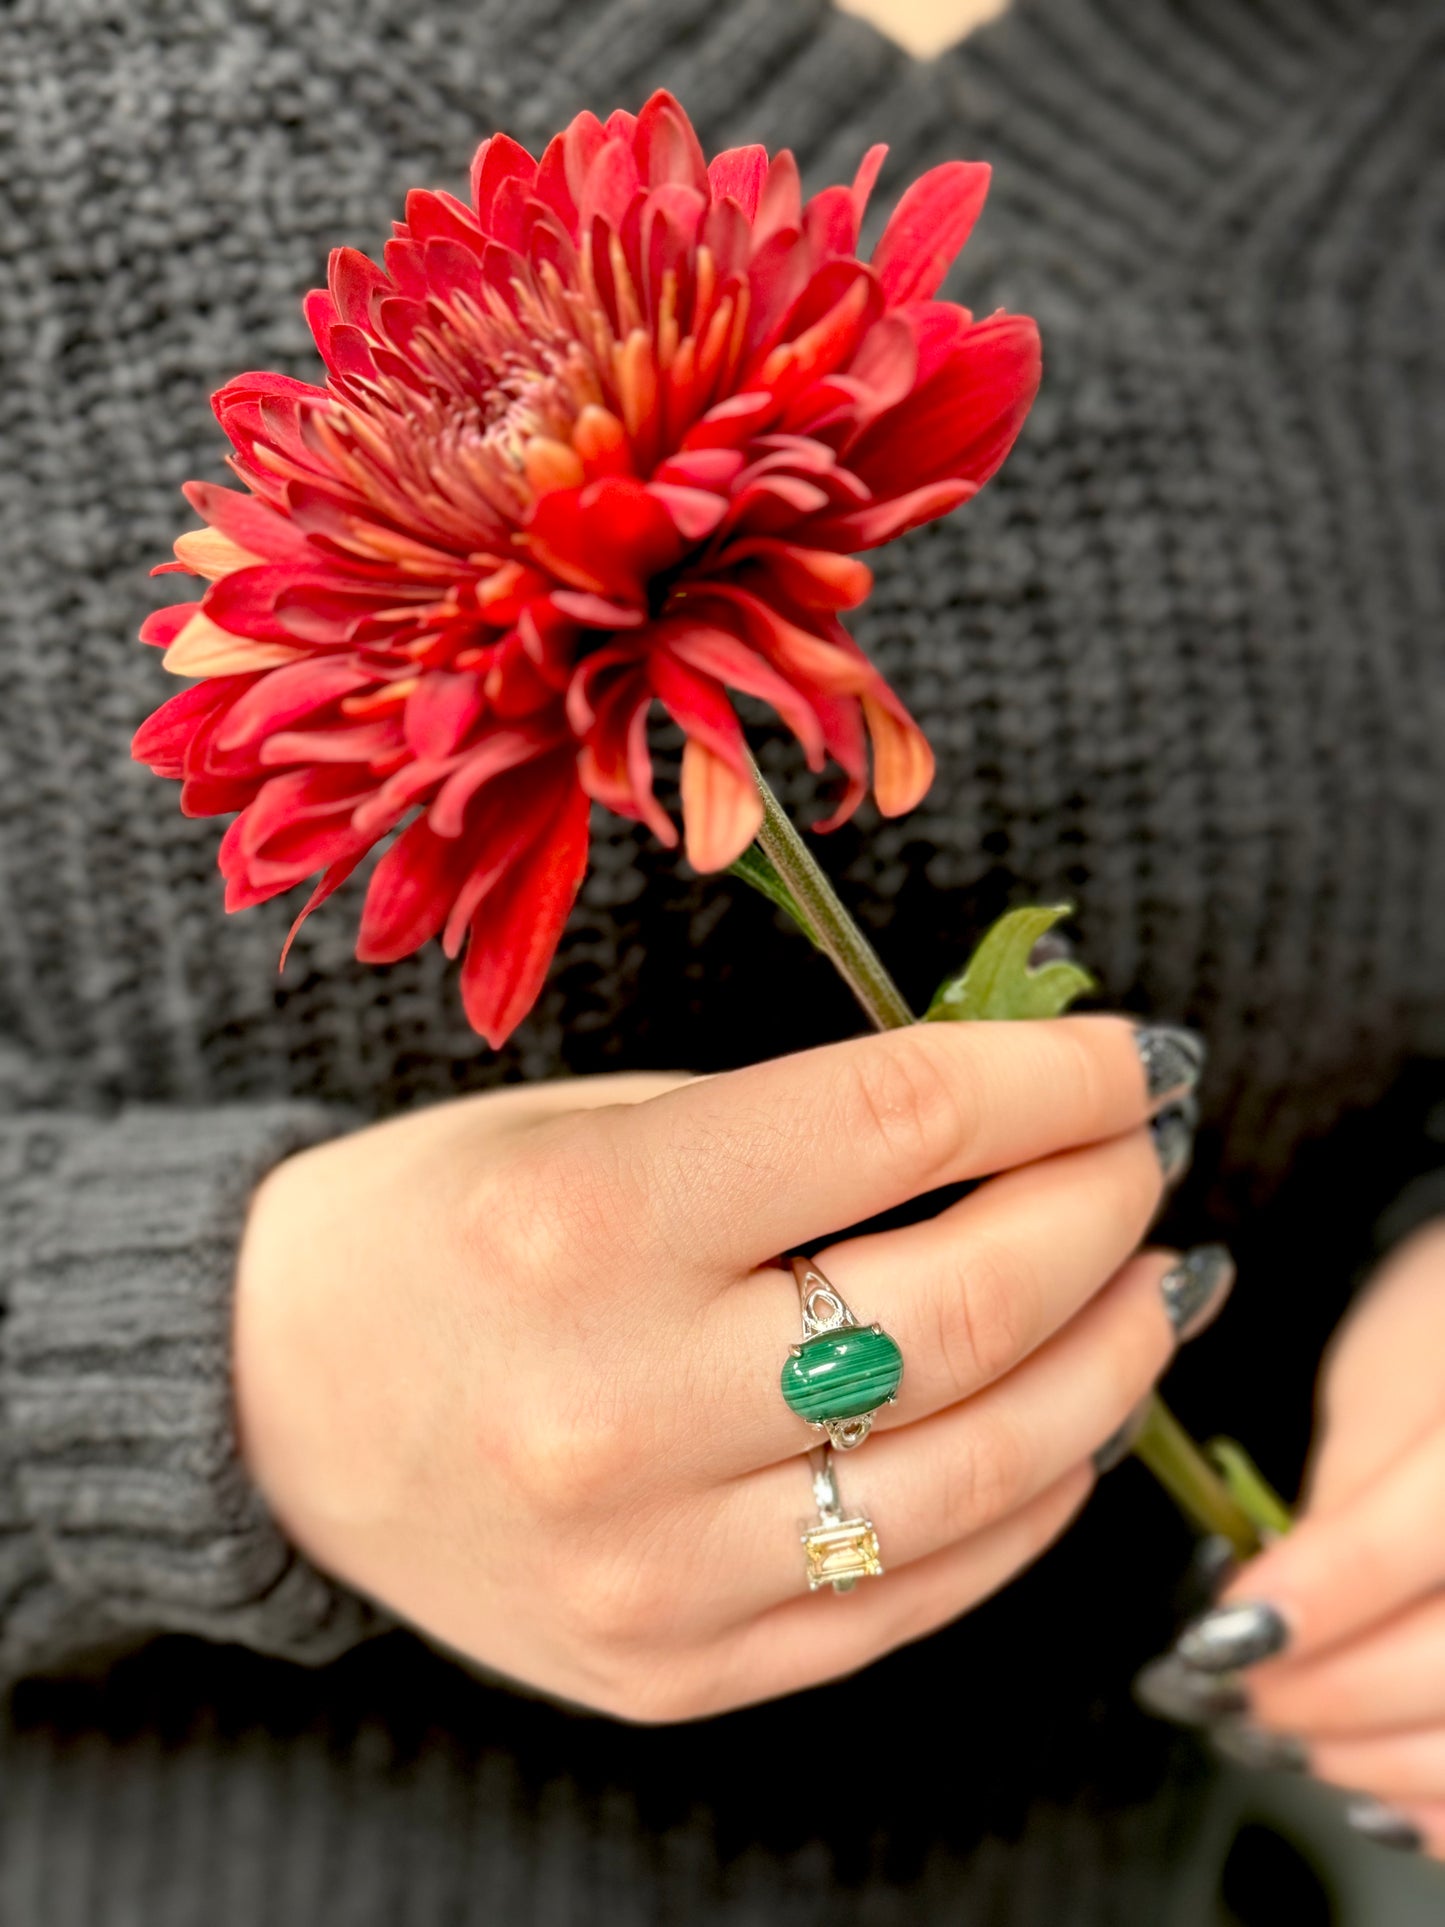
704,1244,1186,1626
699,1125,1180,1480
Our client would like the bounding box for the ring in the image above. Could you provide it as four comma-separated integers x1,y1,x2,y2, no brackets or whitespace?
801,1446,884,1593
780,1255,903,1451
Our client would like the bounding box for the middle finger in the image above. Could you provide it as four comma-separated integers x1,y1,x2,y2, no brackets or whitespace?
694,1124,1180,1480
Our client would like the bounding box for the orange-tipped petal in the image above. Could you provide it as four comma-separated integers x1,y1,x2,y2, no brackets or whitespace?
680,738,764,871
163,612,301,677
864,692,934,816
172,528,262,581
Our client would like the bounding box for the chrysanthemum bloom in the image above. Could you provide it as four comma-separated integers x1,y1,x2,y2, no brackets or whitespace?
134,91,1039,1044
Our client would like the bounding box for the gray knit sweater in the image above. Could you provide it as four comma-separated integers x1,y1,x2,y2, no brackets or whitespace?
1,1,1442,1920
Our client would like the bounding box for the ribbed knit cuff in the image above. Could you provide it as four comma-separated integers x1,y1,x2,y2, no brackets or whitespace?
0,1103,387,1683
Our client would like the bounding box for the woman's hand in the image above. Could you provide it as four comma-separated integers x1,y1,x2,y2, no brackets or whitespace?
1166,1220,1445,1857
234,1016,1211,1722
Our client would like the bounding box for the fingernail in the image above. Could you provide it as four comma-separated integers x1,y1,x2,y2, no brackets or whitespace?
1187,1534,1239,1606
1176,1600,1290,1673
1134,1024,1207,1106
1092,1397,1151,1474
1161,1243,1236,1343
1210,1721,1308,1773
1344,1795,1424,1853
1133,1654,1250,1725
1150,1097,1199,1183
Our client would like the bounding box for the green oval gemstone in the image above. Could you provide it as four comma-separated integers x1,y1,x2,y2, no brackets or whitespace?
781,1325,904,1424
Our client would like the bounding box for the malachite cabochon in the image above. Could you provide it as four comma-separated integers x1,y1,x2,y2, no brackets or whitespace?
781,1326,904,1424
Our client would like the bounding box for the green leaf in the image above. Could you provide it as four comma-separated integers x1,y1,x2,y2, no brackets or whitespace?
1206,1439,1294,1539
727,846,823,950
924,904,1095,1023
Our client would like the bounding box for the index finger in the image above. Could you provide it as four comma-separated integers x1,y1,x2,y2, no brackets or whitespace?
600,1016,1201,1273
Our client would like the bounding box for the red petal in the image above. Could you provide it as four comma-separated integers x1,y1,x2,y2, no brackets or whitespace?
402,671,486,759
549,589,645,628
524,478,680,602
578,138,640,235
213,657,374,752
573,659,674,844
695,587,873,696
681,391,777,451
659,619,826,767
647,482,728,541
562,111,608,210
470,133,538,231
722,539,873,610
132,677,245,775
279,849,370,968
850,143,888,226
356,816,473,963
680,739,763,872
647,651,750,779
402,188,482,249
809,692,869,830
872,161,991,304
849,310,1041,498
139,601,201,646
430,726,563,837
707,145,768,218
753,150,802,247
803,185,859,261
181,482,311,563
634,90,707,194
460,780,590,1047
260,719,403,767
327,247,390,329
809,480,976,550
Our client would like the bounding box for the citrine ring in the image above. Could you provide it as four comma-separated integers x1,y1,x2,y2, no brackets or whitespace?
780,1255,903,1451
801,1445,884,1594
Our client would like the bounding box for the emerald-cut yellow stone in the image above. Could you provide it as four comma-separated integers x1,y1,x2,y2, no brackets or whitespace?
781,1325,903,1424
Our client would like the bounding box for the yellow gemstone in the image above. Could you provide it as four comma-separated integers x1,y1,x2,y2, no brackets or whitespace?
801,1516,884,1592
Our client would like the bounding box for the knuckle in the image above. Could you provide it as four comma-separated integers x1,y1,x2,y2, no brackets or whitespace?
945,1411,1031,1531
504,1393,647,1526
840,1033,978,1188
563,1545,677,1653
934,1232,1034,1392
1054,1023,1116,1141
469,1113,638,1285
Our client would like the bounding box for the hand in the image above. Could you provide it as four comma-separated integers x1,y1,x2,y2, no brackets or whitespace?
234,1016,1208,1722
1164,1220,1445,1858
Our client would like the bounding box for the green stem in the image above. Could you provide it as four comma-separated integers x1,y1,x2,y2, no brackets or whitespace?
745,763,1265,1561
749,756,914,1033
1135,1397,1262,1560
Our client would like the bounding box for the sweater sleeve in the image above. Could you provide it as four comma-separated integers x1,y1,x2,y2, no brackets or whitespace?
0,1096,388,1686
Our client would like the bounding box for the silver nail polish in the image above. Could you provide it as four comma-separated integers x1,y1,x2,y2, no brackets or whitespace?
1134,1024,1207,1105
1210,1722,1308,1774
1176,1600,1289,1673
1161,1243,1236,1343
1345,1795,1424,1853
1182,1534,1239,1616
1149,1097,1199,1183
1133,1654,1250,1725
1092,1398,1151,1474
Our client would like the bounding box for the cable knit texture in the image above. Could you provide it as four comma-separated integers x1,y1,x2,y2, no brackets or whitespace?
0,0,1441,1920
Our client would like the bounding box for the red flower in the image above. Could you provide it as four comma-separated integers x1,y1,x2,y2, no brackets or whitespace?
133,91,1039,1045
